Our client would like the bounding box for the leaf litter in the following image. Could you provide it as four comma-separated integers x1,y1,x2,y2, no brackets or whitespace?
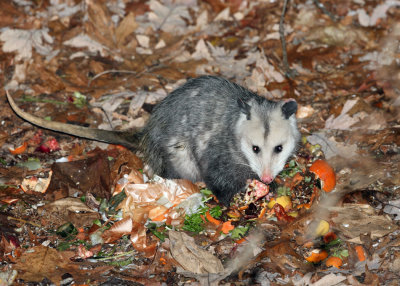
0,0,400,285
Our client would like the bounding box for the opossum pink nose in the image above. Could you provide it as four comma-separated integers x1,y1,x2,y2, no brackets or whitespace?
261,174,274,184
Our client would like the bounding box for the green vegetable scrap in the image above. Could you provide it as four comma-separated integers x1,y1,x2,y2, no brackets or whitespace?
73,91,87,108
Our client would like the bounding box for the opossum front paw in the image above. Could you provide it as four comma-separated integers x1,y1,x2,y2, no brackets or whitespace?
206,182,244,206
214,190,234,206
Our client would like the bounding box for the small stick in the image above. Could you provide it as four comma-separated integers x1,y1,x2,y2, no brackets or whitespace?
95,250,136,261
8,216,41,228
312,0,337,22
279,0,297,79
88,70,139,87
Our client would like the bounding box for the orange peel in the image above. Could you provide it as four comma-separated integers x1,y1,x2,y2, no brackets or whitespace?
310,159,336,192
305,249,328,263
355,245,366,262
325,256,343,268
9,141,28,155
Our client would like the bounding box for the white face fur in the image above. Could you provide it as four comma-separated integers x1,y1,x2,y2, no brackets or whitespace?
236,101,299,182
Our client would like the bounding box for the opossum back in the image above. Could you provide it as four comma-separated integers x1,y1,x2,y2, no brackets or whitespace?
139,76,257,178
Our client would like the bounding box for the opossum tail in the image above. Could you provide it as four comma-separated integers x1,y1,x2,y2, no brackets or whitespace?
6,90,140,150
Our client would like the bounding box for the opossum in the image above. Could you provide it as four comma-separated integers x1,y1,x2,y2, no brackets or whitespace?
7,76,300,205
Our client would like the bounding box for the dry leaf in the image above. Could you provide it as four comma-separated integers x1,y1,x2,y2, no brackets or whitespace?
330,204,398,243
14,245,74,284
325,99,364,130
49,152,112,199
307,132,358,159
357,1,400,27
63,33,109,57
292,272,347,286
147,0,191,34
116,12,138,45
306,24,367,46
102,217,133,243
38,197,100,228
0,28,54,60
325,99,387,130
169,230,224,274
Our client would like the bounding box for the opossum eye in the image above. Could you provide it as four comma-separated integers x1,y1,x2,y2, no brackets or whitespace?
274,145,283,153
252,145,260,154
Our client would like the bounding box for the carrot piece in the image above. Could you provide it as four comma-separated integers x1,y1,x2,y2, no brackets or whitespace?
9,141,28,155
325,256,343,268
235,237,246,244
205,211,221,225
152,213,167,222
211,194,219,203
159,256,167,265
303,241,314,248
258,207,267,219
112,144,127,151
200,214,206,223
221,221,235,234
355,245,366,262
238,205,248,211
291,172,304,186
305,249,328,263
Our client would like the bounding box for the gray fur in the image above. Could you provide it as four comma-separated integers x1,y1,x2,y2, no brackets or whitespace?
7,76,300,205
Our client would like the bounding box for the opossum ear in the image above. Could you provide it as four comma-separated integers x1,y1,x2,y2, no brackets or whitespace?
282,100,297,119
237,99,251,120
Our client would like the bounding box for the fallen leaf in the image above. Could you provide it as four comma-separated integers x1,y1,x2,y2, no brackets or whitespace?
102,217,133,243
307,132,358,159
64,33,109,57
292,272,347,286
383,199,400,220
330,204,398,243
147,0,191,34
116,12,138,45
0,28,54,60
357,1,400,27
38,197,100,228
325,99,362,130
169,230,224,274
305,24,367,46
49,152,112,199
14,245,74,284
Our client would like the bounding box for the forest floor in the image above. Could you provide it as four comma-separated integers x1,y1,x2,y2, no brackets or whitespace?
0,0,400,285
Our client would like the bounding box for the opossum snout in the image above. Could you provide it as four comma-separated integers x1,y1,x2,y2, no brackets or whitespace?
261,173,274,184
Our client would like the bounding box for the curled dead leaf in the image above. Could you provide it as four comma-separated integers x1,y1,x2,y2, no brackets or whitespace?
169,230,224,274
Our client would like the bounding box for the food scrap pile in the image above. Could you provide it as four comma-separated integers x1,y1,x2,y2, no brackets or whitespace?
110,137,344,266
2,127,369,285
230,139,336,221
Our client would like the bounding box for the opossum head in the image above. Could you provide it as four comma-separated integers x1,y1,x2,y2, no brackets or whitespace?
236,99,300,184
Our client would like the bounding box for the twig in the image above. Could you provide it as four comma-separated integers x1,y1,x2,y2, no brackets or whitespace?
88,70,139,87
95,250,136,261
279,0,297,79
8,216,41,228
88,64,168,87
312,0,337,22
100,106,115,130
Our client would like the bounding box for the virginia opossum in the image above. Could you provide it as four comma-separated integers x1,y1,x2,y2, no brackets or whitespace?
7,76,300,205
